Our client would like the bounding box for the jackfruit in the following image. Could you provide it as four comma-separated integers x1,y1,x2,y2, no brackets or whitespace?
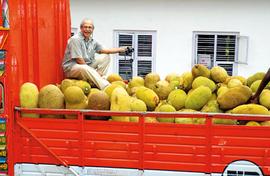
144,117,159,123
65,97,88,119
128,76,144,88
177,109,201,124
185,86,212,110
201,100,223,113
38,84,65,118
227,78,243,88
212,119,237,125
259,89,270,109
250,80,262,93
135,86,159,111
19,82,39,118
261,121,270,126
156,104,175,123
73,80,91,95
169,80,180,91
210,66,229,83
112,81,127,89
87,91,110,120
217,86,229,97
165,73,181,83
201,100,235,125
104,84,122,99
60,79,74,93
154,80,172,100
88,91,110,110
247,72,265,87
61,79,91,95
64,86,86,104
110,87,131,122
129,97,147,122
231,104,269,115
167,89,187,110
192,76,216,92
209,93,217,101
144,73,160,90
225,76,247,85
88,88,101,97
217,85,252,110
179,72,194,92
107,73,123,83
191,64,210,78
246,121,261,126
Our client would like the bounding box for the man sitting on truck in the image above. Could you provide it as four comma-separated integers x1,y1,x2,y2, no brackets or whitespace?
250,68,270,104
62,18,128,90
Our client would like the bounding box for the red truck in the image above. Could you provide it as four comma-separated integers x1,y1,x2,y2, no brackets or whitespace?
1,0,270,176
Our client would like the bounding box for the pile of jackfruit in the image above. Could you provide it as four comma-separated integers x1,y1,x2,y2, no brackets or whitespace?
19,64,270,126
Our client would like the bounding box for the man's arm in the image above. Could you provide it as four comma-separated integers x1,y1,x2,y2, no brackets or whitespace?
250,68,270,103
98,47,126,54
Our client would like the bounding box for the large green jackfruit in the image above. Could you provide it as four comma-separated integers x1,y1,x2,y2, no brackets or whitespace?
154,80,172,100
156,104,176,123
227,78,243,88
259,89,270,109
19,82,39,118
191,64,210,78
110,87,131,122
217,85,252,110
73,80,91,95
61,79,91,95
128,76,144,88
87,91,110,120
185,86,212,110
225,76,247,85
179,72,194,92
104,84,122,99
144,73,160,90
167,89,187,110
192,76,216,92
201,100,223,113
88,91,110,110
247,72,265,87
106,73,123,83
135,86,159,111
165,73,181,83
231,104,269,115
175,109,197,124
210,66,229,83
64,86,86,104
129,97,147,122
38,84,65,118
65,97,88,119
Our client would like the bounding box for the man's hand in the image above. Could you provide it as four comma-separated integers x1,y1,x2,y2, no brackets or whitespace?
124,47,134,55
76,58,86,64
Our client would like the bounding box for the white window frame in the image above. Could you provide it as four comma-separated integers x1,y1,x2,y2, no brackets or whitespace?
192,31,248,76
113,30,157,78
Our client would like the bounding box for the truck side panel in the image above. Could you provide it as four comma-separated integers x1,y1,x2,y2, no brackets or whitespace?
8,0,71,105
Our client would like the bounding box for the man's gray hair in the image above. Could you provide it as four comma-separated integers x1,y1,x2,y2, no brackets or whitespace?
80,18,94,28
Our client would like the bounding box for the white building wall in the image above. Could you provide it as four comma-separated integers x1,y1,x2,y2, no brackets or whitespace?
70,0,270,78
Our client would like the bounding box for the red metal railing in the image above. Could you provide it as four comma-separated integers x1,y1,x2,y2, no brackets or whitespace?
13,107,270,175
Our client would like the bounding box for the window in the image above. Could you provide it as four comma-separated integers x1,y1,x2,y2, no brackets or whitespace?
193,32,248,76
114,31,156,80
71,27,78,36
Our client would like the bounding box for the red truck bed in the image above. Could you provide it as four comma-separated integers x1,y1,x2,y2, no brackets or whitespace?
12,108,270,175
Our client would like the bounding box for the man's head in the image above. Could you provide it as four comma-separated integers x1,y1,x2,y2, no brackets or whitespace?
80,18,95,39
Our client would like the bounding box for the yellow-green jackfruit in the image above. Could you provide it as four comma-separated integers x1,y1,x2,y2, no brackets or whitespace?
217,85,252,110
185,86,212,110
